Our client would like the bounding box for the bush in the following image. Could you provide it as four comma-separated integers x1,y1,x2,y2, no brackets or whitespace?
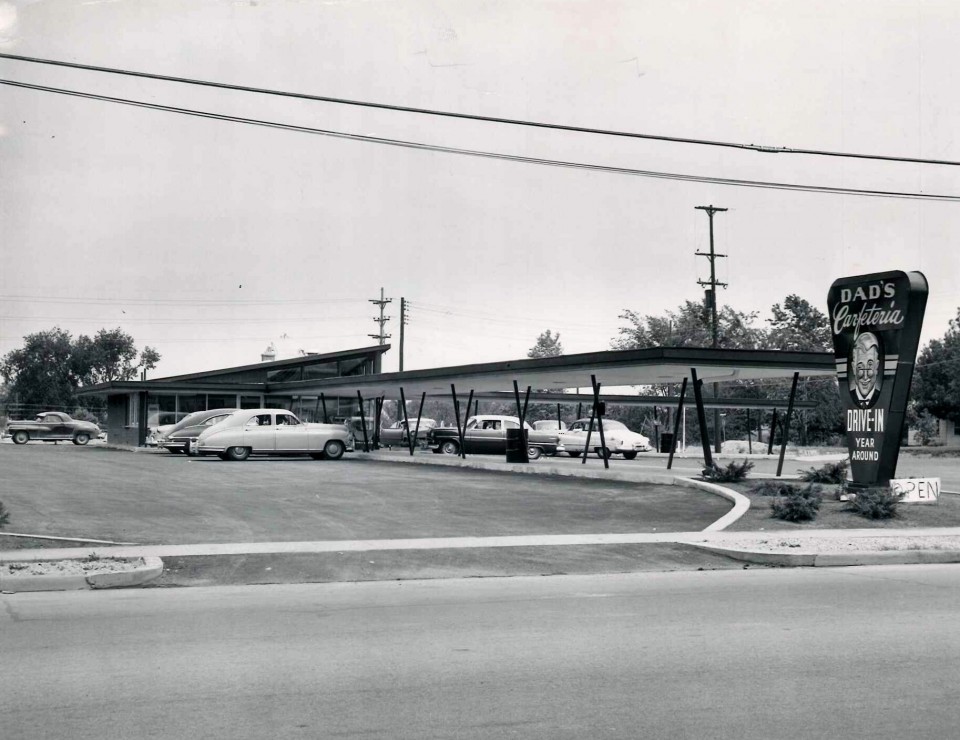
750,480,800,497
0,500,9,529
845,487,903,519
701,459,755,482
770,485,823,522
798,460,849,484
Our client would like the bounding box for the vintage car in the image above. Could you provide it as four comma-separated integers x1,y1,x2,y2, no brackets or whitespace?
380,418,437,448
4,411,102,446
156,408,235,454
195,408,354,461
426,415,561,460
557,418,652,459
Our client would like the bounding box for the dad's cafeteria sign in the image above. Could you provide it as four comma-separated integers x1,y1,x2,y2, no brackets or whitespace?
827,271,928,488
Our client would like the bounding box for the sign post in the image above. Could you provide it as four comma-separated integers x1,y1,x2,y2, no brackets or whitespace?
827,270,928,489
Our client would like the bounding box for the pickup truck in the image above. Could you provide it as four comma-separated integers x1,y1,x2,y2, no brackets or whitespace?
426,415,561,460
4,411,102,446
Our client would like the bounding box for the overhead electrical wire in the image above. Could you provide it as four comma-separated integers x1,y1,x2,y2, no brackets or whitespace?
1,51,957,167
1,78,957,202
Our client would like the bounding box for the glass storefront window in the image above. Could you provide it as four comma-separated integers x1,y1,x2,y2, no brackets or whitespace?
240,395,262,409
338,358,368,376
207,394,239,409
178,394,204,415
267,367,302,382
302,361,338,381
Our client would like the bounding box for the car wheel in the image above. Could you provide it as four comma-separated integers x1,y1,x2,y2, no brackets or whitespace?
596,447,612,459
12,431,29,445
72,432,91,446
225,446,250,461
527,446,543,461
323,440,345,460
440,440,460,455
622,451,638,460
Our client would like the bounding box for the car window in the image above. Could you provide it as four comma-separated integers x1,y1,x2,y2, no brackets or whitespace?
276,414,300,426
503,420,520,429
43,414,60,423
481,420,501,430
204,415,229,426
465,419,478,430
246,414,272,427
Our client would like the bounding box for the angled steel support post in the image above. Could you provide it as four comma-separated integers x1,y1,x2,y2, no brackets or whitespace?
373,396,384,449
557,403,562,430
356,391,370,452
320,394,329,424
576,402,583,420
667,377,688,470
691,368,713,468
777,372,800,477
399,387,412,454
591,374,609,470
451,384,463,457
314,397,321,423
462,390,474,458
411,392,426,456
580,395,597,465
746,408,753,454
767,409,778,455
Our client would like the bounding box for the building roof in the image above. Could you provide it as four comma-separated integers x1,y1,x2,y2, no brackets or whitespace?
270,346,836,398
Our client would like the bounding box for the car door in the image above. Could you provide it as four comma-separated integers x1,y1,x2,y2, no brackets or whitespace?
467,419,504,454
275,412,310,452
36,414,63,439
242,413,275,452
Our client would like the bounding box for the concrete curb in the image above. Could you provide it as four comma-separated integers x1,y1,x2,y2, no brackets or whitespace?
678,478,750,531
686,543,960,568
0,556,163,593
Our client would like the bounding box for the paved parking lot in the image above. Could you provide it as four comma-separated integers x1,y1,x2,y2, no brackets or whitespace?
0,444,730,546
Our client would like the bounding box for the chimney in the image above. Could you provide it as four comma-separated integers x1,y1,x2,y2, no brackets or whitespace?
261,343,276,363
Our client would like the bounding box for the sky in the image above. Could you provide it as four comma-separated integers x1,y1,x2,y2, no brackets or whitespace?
1,0,959,378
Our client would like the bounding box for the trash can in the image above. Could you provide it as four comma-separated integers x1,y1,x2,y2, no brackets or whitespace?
659,432,675,454
505,428,530,463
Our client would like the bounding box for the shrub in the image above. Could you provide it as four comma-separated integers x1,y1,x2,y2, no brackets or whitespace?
750,480,799,497
845,486,903,520
798,460,849,484
770,485,823,522
0,500,9,529
701,459,755,482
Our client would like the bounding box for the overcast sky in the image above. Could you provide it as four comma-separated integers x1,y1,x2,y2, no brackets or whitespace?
2,0,958,378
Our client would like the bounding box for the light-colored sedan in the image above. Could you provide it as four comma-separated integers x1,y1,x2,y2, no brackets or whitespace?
195,409,355,461
557,418,652,460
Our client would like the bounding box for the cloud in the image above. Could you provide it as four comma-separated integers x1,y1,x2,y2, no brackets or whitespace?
0,2,18,43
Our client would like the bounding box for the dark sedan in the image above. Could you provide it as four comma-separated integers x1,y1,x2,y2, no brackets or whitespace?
4,412,101,446
157,408,235,454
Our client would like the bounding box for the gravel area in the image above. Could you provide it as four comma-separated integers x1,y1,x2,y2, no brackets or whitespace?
704,534,960,554
1,557,144,577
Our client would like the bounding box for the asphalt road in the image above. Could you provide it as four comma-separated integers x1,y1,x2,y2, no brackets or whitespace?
4,565,960,739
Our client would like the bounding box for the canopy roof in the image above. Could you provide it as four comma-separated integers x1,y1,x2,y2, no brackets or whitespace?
271,347,835,398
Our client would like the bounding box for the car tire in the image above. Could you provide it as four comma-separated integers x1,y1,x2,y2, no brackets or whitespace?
440,440,460,455
527,446,543,461
12,431,29,445
622,451,638,460
596,447,612,459
323,440,345,460
225,446,250,461
72,432,91,446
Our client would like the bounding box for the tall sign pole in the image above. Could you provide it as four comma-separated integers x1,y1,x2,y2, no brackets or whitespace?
827,271,928,488
695,205,728,454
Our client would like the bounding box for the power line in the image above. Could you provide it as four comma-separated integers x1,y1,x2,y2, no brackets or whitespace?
0,294,364,306
1,52,958,167
2,78,959,202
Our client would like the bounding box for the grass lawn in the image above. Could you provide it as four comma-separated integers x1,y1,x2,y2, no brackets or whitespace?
725,479,960,531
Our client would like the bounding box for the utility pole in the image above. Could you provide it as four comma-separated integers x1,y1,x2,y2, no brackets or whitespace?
695,205,728,455
399,297,409,371
368,287,392,346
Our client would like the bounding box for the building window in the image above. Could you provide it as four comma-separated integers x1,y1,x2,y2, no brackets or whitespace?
127,394,139,426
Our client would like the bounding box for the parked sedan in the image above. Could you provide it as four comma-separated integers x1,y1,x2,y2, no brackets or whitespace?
558,418,652,459
380,418,437,448
195,409,355,461
4,412,101,446
156,408,235,454
427,415,561,460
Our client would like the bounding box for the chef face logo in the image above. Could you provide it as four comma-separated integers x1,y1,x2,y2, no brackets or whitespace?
849,332,882,407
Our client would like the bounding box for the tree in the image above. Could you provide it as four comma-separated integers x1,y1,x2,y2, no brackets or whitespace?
766,295,832,351
1,327,160,414
528,330,564,358
612,301,765,350
913,308,960,423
